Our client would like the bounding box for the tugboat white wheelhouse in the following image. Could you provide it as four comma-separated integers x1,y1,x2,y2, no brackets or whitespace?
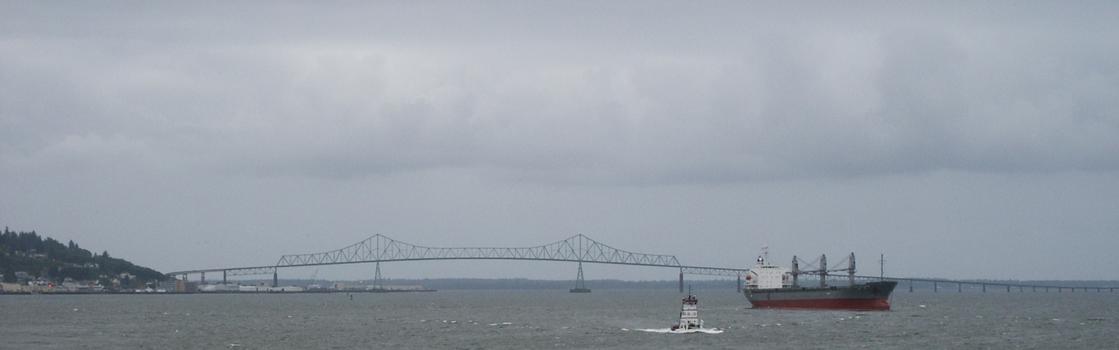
671,292,703,331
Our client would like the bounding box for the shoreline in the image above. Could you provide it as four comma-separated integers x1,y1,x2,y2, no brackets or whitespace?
0,288,437,296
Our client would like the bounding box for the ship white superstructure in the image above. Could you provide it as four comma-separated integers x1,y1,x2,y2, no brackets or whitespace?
745,248,792,289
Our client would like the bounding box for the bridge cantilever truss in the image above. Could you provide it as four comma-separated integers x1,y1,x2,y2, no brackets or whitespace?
276,234,682,268
168,234,750,278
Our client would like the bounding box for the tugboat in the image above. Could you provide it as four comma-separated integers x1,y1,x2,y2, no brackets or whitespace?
627,289,721,334
670,292,703,331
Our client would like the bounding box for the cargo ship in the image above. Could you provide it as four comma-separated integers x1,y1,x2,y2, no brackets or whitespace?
743,249,896,311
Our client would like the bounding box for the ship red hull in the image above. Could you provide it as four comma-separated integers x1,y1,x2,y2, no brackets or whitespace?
749,298,891,311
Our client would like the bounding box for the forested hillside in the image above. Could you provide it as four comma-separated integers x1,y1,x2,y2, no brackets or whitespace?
0,227,164,285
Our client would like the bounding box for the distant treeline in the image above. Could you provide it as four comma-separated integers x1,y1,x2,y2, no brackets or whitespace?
248,278,740,290
885,279,1119,289
239,277,1119,290
391,278,737,290
0,227,165,285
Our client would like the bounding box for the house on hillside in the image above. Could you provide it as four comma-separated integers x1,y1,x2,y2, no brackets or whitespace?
1,282,29,293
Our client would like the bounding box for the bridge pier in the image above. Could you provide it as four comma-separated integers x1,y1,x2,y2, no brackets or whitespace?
373,262,384,290
222,270,227,285
983,284,986,293
908,280,913,293
570,262,590,293
272,271,278,288
201,272,205,284
678,269,684,293
934,281,938,293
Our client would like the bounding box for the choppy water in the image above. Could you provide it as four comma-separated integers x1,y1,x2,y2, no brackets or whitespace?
1,289,1115,349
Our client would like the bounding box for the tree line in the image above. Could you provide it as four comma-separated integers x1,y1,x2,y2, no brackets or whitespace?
1,227,165,285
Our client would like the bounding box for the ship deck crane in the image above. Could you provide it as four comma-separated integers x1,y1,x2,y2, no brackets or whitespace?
793,253,857,287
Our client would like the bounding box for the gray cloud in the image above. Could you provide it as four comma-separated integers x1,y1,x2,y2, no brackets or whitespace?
2,1,1118,279
4,2,1117,185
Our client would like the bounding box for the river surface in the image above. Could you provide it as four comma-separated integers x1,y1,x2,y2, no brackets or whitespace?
1,289,1115,349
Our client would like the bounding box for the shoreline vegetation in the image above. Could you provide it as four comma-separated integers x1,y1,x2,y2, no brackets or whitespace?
1,227,164,293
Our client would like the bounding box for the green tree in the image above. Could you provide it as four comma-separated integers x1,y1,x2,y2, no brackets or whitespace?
2,265,15,283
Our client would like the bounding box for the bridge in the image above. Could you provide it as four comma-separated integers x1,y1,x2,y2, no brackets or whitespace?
167,234,1116,293
167,234,745,292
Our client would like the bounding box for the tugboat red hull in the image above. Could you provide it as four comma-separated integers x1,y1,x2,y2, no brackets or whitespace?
744,281,897,311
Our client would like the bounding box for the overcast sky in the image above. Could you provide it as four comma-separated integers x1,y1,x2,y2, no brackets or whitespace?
2,1,1118,281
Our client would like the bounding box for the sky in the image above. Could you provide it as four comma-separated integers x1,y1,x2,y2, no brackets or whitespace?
2,1,1118,281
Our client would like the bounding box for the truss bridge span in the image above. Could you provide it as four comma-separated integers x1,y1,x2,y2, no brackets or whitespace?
167,234,747,291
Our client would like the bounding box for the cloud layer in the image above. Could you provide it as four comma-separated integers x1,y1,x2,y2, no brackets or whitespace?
3,1,1117,185
2,2,1118,279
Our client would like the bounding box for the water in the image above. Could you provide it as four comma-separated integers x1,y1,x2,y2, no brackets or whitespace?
2,290,1115,349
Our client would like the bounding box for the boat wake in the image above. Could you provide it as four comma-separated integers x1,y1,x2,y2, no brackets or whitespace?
626,328,724,334
626,289,723,334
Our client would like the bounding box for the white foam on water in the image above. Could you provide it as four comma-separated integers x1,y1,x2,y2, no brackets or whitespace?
633,328,723,334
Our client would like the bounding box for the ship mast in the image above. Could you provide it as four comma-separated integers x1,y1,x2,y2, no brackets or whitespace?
848,252,856,287
879,253,885,281
819,254,827,288
791,255,799,288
